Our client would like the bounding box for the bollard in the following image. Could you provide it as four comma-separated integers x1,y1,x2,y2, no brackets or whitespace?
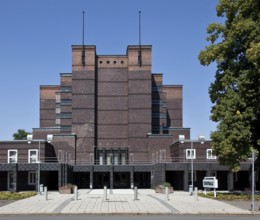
194,187,198,201
214,188,217,198
165,187,169,201
44,186,48,200
74,185,78,201
104,186,107,200
134,186,138,200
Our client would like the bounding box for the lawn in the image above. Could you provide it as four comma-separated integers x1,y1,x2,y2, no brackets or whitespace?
199,192,260,201
0,192,37,200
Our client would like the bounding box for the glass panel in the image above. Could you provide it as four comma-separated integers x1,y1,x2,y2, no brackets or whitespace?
121,154,126,165
114,154,118,165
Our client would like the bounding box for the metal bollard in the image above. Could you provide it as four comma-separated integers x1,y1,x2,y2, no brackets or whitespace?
104,186,107,200
165,187,169,201
194,187,198,201
134,186,138,200
74,185,78,201
44,186,48,200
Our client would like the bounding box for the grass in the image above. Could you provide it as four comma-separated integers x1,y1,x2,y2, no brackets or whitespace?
199,192,260,201
0,192,37,200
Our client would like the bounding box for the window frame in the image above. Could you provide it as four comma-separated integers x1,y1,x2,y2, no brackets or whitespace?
186,149,196,159
8,150,18,163
206,149,217,160
28,171,36,185
28,149,38,163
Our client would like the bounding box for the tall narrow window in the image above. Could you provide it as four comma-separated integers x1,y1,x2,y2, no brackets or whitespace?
28,150,38,163
121,154,126,165
28,172,36,185
58,150,63,162
99,154,104,165
130,153,134,164
107,153,113,165
114,154,118,165
8,150,18,163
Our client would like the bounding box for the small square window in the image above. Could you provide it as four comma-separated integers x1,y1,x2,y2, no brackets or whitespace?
8,150,18,163
186,149,196,159
207,149,217,159
28,149,38,163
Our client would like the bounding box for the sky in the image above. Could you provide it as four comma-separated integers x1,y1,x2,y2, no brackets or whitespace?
0,0,221,140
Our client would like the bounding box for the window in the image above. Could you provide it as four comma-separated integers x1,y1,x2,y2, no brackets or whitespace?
206,149,217,159
188,171,197,181
28,172,36,185
28,150,38,163
8,150,17,163
121,154,126,165
99,154,104,165
114,154,119,165
58,150,63,162
186,149,196,159
106,153,113,165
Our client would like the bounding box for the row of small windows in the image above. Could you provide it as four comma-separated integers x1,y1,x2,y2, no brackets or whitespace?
56,112,72,119
8,149,38,163
60,86,72,92
99,60,125,65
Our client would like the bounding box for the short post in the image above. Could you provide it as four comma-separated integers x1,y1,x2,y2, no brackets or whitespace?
44,186,48,200
194,187,198,201
165,187,169,201
214,188,217,198
74,185,78,201
134,186,138,200
104,186,107,200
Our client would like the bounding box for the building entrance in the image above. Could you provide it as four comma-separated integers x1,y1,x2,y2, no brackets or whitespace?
113,172,130,188
93,172,110,188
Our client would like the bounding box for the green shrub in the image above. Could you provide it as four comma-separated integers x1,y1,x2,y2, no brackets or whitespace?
0,192,37,200
199,192,260,201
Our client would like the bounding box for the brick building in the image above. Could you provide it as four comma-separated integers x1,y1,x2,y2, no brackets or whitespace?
0,45,258,192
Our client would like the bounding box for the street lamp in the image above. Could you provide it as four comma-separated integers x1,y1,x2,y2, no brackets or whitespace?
27,134,53,193
179,135,205,194
251,149,257,211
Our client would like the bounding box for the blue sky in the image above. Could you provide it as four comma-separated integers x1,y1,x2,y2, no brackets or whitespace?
0,0,221,140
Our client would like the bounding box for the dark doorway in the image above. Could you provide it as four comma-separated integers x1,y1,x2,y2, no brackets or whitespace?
73,172,90,189
234,171,250,190
93,172,110,189
42,171,58,190
217,171,228,190
166,171,184,190
194,171,207,190
113,172,130,188
134,172,151,188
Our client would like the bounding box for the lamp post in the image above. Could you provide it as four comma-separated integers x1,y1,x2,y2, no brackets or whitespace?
251,149,257,211
179,135,205,194
27,134,53,193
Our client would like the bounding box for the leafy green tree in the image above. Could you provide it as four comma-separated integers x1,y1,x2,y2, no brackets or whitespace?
198,0,260,171
13,129,29,140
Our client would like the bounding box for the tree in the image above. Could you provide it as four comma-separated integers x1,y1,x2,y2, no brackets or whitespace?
13,129,29,140
198,0,260,171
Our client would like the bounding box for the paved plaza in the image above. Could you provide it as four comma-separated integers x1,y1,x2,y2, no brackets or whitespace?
0,189,259,215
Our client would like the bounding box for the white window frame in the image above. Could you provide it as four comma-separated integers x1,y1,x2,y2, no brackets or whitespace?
186,149,196,159
206,149,217,159
28,149,38,163
28,171,36,185
8,150,18,163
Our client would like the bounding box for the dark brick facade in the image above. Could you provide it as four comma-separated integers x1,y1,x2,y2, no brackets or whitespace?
0,44,257,192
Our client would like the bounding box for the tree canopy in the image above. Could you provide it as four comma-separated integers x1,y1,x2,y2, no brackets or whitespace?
198,0,260,171
13,129,29,140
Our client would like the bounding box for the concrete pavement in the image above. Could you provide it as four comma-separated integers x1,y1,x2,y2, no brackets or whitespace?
0,189,257,215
